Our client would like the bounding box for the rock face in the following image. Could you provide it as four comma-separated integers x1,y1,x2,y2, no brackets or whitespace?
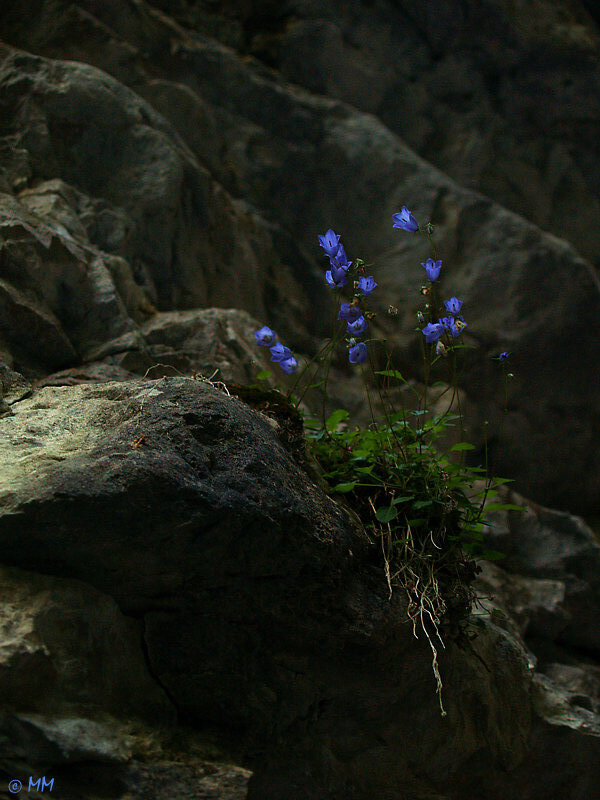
0,2,599,798
0,1,599,513
482,489,600,656
0,565,174,723
149,0,600,269
0,377,598,799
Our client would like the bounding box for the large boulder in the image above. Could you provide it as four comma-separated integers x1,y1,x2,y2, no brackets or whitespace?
0,376,598,799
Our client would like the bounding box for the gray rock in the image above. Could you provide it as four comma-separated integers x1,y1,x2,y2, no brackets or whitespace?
138,307,271,384
0,188,141,374
166,0,600,268
0,8,598,512
0,42,329,351
475,560,569,644
0,565,174,723
0,378,365,609
0,377,595,798
543,663,600,715
483,489,600,655
0,713,132,770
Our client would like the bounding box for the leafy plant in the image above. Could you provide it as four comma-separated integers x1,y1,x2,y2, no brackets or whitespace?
251,207,522,714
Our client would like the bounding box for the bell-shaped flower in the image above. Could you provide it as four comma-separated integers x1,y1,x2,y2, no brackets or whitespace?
280,356,298,374
440,316,459,338
269,342,293,362
318,229,342,258
329,243,352,270
444,296,463,315
421,258,442,281
499,351,510,361
349,342,367,364
392,206,419,232
422,322,445,343
357,276,377,295
254,326,277,346
325,264,348,289
347,315,368,335
339,302,362,322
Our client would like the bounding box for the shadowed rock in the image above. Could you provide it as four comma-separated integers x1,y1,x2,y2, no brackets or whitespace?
0,377,597,799
0,8,598,511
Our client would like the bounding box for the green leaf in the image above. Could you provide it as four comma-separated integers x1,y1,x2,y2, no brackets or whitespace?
450,442,476,451
465,521,485,533
392,495,414,505
326,409,349,432
332,482,357,493
255,370,272,380
375,505,398,523
407,517,426,527
303,418,323,430
375,369,406,382
484,502,526,512
412,499,433,510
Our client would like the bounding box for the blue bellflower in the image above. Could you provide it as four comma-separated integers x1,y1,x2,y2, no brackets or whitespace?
422,258,442,281
318,229,342,258
444,297,463,315
325,264,348,289
330,243,351,269
440,316,459,338
347,315,368,335
392,206,419,232
254,326,277,346
422,322,445,343
349,342,367,363
339,302,362,322
280,357,298,374
357,276,377,295
269,343,293,362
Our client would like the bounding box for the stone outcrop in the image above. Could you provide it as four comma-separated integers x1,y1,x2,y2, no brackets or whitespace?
148,0,600,269
0,2,599,512
482,489,600,655
0,2,598,797
0,376,598,799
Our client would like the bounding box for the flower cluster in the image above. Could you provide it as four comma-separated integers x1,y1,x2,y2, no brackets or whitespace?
318,229,378,364
253,206,511,379
392,206,468,352
253,326,298,374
